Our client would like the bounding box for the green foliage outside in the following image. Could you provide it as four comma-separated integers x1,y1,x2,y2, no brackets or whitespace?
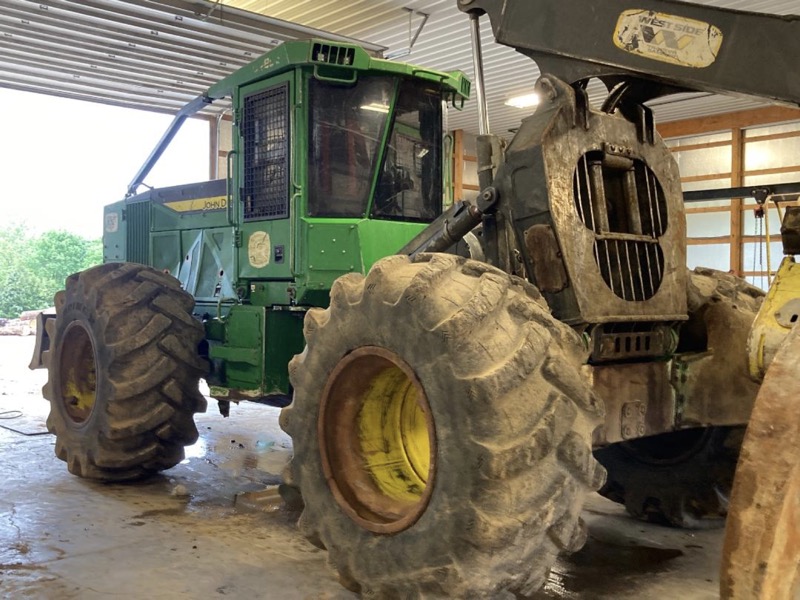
0,225,102,318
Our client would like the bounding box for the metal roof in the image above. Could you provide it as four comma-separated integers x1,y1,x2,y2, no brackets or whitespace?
0,0,384,115
1,0,799,132
224,0,800,135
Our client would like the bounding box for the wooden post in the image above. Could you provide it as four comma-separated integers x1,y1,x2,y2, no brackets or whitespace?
730,127,744,276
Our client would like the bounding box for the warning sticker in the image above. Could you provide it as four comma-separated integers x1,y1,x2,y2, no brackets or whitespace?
614,10,723,68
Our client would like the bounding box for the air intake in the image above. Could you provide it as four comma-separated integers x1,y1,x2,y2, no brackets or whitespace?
311,43,355,66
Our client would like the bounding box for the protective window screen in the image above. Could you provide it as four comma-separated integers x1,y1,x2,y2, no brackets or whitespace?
372,80,442,223
242,83,289,221
308,77,394,217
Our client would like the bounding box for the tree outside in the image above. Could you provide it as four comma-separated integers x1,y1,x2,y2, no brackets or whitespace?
0,226,102,318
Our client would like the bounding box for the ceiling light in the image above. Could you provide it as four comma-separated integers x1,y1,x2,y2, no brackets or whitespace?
361,103,390,113
505,93,539,109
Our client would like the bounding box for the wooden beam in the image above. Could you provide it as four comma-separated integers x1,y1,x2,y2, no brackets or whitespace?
743,164,800,177
658,106,800,139
745,129,800,144
669,139,732,153
681,172,732,183
731,128,744,276
688,236,731,245
686,206,731,214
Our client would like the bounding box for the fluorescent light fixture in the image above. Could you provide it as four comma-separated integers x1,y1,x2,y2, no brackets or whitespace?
361,103,390,113
505,93,539,109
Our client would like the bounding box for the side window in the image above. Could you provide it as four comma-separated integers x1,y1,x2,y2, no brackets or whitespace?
372,81,443,223
242,83,289,221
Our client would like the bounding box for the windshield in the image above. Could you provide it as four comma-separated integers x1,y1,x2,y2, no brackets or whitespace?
307,76,443,222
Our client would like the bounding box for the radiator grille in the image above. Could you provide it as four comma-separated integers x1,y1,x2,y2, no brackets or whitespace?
242,83,289,221
573,150,667,301
125,202,150,264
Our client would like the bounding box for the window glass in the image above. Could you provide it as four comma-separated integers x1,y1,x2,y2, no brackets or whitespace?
308,77,393,217
372,80,442,222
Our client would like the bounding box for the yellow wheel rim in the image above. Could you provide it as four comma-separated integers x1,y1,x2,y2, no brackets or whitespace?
58,322,97,424
318,346,436,534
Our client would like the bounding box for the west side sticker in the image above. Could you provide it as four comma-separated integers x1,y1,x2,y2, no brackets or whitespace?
614,10,723,68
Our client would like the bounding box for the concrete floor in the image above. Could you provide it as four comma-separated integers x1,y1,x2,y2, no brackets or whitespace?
1,336,728,599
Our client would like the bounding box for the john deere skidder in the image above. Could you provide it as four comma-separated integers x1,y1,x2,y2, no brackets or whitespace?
32,1,800,598
30,39,468,478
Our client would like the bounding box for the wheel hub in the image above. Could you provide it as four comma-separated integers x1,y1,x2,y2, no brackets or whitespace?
58,322,97,424
318,346,436,534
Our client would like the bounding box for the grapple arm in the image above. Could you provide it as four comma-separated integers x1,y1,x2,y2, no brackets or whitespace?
457,0,800,106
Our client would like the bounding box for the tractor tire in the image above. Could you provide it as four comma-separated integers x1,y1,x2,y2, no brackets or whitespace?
595,267,764,529
281,253,605,598
43,262,208,481
594,426,745,528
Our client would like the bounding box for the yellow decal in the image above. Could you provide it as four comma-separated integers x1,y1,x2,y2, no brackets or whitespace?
248,231,271,269
614,10,722,68
163,196,227,213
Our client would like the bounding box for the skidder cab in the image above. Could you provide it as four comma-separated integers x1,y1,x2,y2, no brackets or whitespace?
95,40,469,408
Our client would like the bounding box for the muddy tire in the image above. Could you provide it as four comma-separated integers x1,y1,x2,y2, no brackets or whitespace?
681,267,764,351
595,267,763,529
594,426,745,528
43,263,208,481
281,254,605,598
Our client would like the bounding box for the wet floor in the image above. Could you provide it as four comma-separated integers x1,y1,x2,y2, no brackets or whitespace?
0,336,727,599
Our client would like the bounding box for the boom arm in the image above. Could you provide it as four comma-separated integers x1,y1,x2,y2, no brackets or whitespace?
457,0,800,107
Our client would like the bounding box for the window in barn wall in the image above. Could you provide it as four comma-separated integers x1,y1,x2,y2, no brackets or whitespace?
670,131,734,273
687,244,730,271
671,143,732,179
741,120,800,288
665,112,800,289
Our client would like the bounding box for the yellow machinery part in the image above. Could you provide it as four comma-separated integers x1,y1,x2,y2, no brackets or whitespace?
747,256,800,380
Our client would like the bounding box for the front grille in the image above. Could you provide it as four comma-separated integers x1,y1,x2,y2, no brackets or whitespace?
242,83,289,221
573,149,667,301
126,201,150,264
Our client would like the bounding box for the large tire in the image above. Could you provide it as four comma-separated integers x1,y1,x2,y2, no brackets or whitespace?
43,263,208,481
594,426,745,528
281,254,605,598
595,267,764,528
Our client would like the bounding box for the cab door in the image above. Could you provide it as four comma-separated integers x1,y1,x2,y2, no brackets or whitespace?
235,72,295,281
